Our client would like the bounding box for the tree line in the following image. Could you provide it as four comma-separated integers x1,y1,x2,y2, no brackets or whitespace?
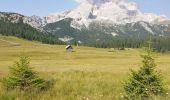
0,19,64,45
82,36,170,53
0,18,170,53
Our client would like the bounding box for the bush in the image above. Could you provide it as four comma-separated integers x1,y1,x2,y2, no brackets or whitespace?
2,56,53,91
123,50,166,99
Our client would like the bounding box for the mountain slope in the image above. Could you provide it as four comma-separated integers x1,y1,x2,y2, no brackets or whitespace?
42,0,170,44
0,12,64,45
0,0,170,52
46,0,169,27
44,18,170,42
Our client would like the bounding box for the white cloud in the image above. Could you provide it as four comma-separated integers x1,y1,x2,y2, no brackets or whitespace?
74,0,85,3
74,0,127,4
74,0,138,11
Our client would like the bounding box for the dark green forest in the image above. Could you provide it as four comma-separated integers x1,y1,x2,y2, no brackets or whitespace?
0,17,170,53
0,19,64,45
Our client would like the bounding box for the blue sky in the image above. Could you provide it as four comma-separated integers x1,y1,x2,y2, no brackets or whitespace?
0,0,170,18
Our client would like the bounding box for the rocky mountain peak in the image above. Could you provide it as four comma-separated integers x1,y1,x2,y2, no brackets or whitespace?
45,0,169,29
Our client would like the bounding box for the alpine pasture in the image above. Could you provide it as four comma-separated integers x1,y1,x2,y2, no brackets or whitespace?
0,35,170,100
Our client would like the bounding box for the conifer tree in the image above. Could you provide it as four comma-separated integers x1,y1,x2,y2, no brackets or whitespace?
2,56,49,91
123,38,166,99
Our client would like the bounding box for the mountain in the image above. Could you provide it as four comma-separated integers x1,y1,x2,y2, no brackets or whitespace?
0,0,170,52
1,0,170,43
0,12,45,31
43,0,170,42
0,12,64,45
45,0,169,26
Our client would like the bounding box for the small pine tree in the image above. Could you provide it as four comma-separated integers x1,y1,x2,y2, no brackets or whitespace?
123,46,166,99
2,56,49,91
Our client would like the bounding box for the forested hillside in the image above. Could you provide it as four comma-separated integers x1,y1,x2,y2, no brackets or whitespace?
44,18,170,52
0,12,170,52
0,18,64,45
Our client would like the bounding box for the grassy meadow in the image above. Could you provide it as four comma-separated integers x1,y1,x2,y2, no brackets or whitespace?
0,35,170,100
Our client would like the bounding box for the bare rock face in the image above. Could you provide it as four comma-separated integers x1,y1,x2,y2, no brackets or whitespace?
45,0,169,29
23,16,45,31
0,12,23,23
0,12,46,32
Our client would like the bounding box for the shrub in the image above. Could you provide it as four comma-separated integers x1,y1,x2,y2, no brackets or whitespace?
2,56,53,91
123,50,166,99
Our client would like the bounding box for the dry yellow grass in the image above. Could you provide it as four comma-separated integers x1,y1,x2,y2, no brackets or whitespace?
0,35,170,99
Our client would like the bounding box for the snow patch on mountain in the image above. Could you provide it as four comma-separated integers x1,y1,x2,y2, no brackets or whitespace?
23,16,45,31
45,0,169,29
71,20,84,30
139,22,154,34
44,11,71,23
111,32,118,36
58,36,74,42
